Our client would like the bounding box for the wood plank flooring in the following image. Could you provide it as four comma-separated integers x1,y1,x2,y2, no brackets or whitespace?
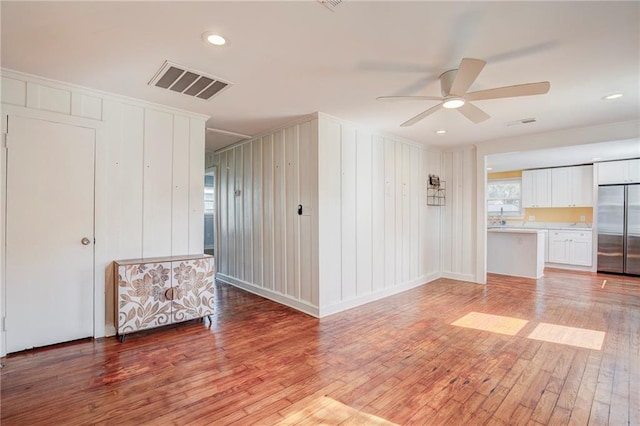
1,269,639,425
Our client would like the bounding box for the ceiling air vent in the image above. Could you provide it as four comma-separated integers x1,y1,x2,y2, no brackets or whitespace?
317,0,343,11
149,61,232,101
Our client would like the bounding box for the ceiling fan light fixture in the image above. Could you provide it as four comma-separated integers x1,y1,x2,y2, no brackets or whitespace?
442,97,465,109
377,58,550,126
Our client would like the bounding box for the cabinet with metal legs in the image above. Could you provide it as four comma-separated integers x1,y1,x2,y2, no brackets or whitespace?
114,254,215,341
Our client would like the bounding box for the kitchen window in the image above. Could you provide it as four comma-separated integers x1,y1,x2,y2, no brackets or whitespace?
487,178,522,217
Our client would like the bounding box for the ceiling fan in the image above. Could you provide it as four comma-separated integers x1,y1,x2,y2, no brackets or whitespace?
377,58,550,127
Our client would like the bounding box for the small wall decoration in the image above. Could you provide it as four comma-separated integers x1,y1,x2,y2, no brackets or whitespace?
427,175,445,206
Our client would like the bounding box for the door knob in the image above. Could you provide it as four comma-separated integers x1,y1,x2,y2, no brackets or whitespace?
81,237,91,245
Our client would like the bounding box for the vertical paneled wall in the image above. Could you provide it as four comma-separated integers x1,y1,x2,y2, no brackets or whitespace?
441,147,477,281
96,97,208,332
1,70,208,339
107,107,205,259
143,110,173,257
102,100,144,261
317,114,442,316
214,118,320,315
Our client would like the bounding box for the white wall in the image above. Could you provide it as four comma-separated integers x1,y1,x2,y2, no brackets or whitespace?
1,70,208,354
214,113,442,317
317,113,442,316
441,147,477,282
213,117,320,315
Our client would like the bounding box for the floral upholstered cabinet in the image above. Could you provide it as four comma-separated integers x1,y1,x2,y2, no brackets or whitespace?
114,254,215,341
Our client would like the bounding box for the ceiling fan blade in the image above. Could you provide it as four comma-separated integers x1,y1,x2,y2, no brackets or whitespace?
458,102,490,123
358,60,437,74
377,95,443,102
400,104,443,127
449,58,486,96
466,82,550,101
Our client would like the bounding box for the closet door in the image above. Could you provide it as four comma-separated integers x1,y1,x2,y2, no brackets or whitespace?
6,115,95,352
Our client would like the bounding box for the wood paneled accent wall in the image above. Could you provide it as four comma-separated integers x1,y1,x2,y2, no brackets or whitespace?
1,70,208,345
317,115,442,316
441,148,477,282
214,114,443,317
214,118,319,314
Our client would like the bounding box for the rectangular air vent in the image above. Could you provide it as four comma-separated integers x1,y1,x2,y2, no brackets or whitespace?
149,61,232,101
317,0,343,11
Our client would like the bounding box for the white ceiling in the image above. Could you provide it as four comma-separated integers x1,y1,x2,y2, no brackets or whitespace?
1,1,638,153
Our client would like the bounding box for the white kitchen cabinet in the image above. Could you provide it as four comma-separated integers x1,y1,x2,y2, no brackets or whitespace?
547,230,592,266
548,232,570,264
570,237,593,266
522,169,552,208
598,159,640,185
551,165,593,207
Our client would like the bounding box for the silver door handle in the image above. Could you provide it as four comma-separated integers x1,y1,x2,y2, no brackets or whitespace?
81,237,91,245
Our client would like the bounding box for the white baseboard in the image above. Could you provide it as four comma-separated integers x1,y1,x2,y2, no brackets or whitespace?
318,272,441,317
216,272,443,319
215,274,320,317
544,263,594,273
440,271,478,283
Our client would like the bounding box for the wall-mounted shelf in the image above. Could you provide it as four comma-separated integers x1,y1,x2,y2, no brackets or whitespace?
427,181,446,206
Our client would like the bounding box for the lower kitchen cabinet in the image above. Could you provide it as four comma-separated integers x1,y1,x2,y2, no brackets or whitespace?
548,230,592,267
114,254,215,341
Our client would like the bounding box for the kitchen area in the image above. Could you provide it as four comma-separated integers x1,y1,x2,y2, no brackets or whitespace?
486,155,640,279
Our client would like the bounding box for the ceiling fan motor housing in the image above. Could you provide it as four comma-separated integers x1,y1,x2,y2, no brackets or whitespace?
440,69,458,96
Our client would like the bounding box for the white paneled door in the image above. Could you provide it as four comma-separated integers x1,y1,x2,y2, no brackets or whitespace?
6,115,95,353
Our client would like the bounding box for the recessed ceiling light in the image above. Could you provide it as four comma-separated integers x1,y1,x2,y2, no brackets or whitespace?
487,167,493,171
435,129,447,134
602,93,623,100
202,32,226,46
442,97,465,109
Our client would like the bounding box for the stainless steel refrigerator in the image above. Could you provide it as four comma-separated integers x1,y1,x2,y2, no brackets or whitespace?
597,184,640,275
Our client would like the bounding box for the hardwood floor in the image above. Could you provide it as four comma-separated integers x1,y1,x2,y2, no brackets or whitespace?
1,270,639,425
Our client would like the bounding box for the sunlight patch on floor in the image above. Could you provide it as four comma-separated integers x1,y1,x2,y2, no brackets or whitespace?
451,312,529,336
277,396,398,425
527,323,605,350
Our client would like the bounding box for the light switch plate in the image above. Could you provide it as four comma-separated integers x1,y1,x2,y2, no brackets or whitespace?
529,215,535,221
580,215,585,221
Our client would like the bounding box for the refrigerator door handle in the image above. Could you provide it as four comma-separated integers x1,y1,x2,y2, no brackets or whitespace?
624,184,640,275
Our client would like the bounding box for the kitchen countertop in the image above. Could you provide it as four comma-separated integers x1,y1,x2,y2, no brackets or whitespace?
487,228,547,234
487,223,592,231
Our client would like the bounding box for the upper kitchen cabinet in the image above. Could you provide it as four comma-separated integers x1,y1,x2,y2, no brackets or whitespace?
598,159,640,185
551,165,593,207
522,169,552,208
